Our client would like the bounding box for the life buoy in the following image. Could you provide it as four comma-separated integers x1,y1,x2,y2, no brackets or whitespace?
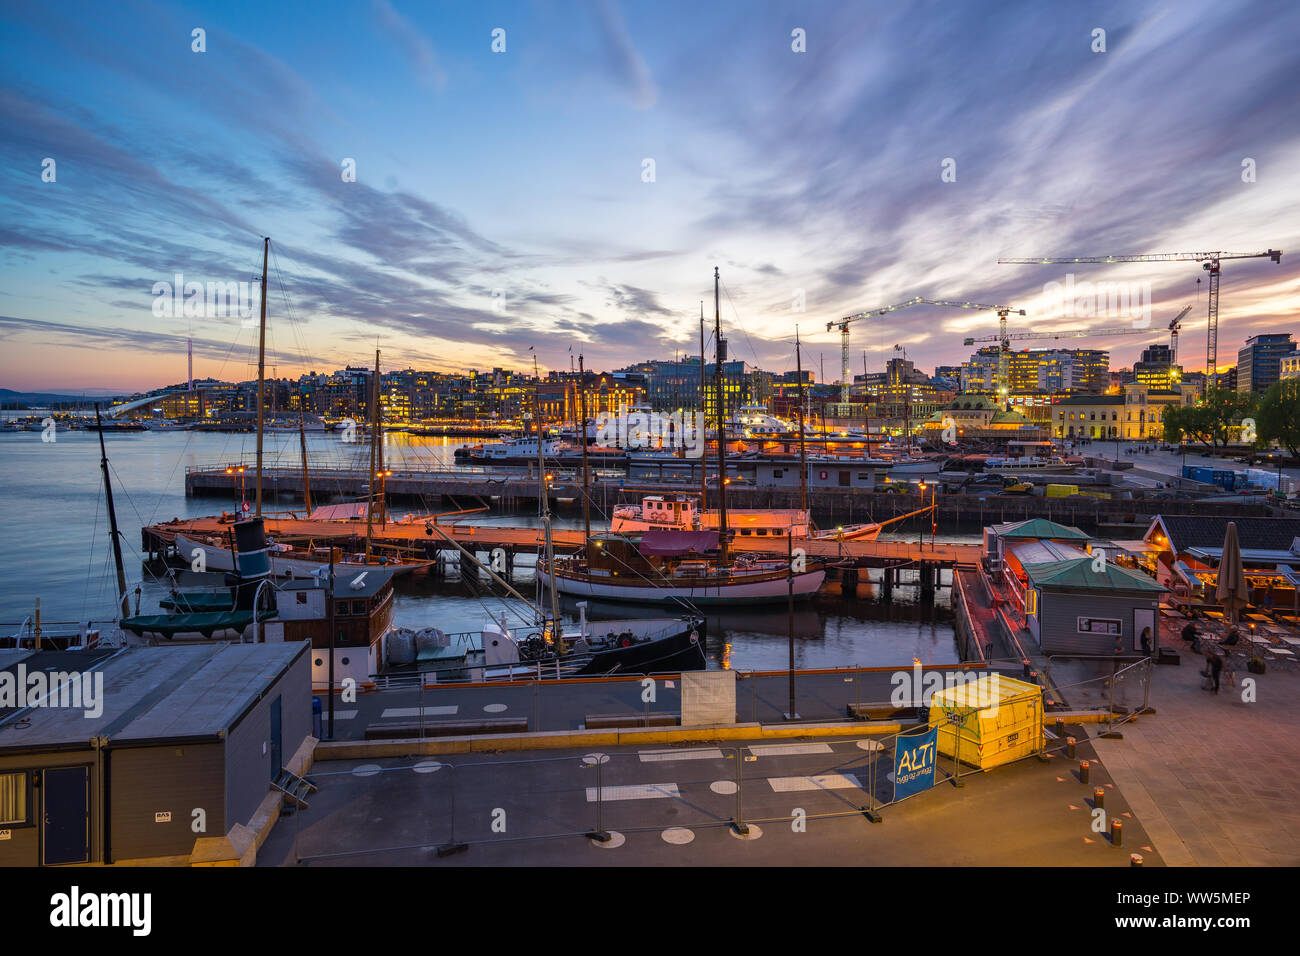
620,637,632,648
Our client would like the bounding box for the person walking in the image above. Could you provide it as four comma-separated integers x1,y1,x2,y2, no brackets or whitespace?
1139,626,1153,658
1207,649,1223,694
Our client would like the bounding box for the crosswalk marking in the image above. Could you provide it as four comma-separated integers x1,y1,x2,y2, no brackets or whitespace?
585,783,681,802
747,743,834,757
638,748,725,763
381,706,459,718
767,774,863,793
326,710,358,720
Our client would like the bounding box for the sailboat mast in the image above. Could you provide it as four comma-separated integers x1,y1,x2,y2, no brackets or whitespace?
365,349,379,559
578,354,591,542
796,328,809,514
95,404,130,619
699,301,707,518
299,405,313,515
535,381,565,654
714,267,729,564
254,236,269,516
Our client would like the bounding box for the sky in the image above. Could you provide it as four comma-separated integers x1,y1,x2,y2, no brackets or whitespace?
1,0,1298,393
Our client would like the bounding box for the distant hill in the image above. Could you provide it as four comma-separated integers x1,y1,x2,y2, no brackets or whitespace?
0,388,127,408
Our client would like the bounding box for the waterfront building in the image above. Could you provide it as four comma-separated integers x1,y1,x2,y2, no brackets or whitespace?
1051,383,1192,440
0,642,310,867
1237,333,1297,394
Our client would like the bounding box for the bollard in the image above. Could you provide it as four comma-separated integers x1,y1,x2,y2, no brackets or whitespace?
1079,760,1090,785
1130,852,1143,867
1022,658,1032,680
1093,787,1105,810
1067,736,1077,759
1111,818,1123,848
1055,717,1065,739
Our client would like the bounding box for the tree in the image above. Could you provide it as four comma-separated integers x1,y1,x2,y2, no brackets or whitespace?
1163,388,1255,455
1255,378,1300,457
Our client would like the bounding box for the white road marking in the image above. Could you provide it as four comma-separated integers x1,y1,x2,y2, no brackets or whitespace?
710,780,739,795
483,703,508,713
585,783,680,802
412,761,445,774
729,823,763,841
381,706,458,718
661,827,695,844
747,743,834,757
855,739,884,752
351,764,382,778
591,830,626,849
767,773,863,792
638,748,724,762
323,710,358,720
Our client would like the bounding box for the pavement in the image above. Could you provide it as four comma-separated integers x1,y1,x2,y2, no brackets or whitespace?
258,729,1158,866
318,666,1030,740
1092,644,1300,866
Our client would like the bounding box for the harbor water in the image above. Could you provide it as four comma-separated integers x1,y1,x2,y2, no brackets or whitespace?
0,426,964,670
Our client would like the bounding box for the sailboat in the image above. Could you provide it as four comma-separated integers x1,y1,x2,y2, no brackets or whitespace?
538,268,829,607
400,388,706,679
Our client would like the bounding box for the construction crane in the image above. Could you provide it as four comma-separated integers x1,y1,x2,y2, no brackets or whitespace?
998,250,1282,378
827,297,1024,404
1167,304,1193,363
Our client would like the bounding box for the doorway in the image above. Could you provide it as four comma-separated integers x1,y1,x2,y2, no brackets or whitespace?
41,766,89,865
269,695,282,778
1133,607,1156,654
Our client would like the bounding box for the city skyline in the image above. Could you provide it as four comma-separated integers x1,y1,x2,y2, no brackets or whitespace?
3,0,1299,392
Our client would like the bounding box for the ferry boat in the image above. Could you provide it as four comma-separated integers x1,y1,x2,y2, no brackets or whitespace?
454,434,561,463
537,531,827,606
728,404,794,438
611,493,881,541
984,456,1075,474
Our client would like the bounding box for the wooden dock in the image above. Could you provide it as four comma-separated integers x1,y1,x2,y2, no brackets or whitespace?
141,515,981,572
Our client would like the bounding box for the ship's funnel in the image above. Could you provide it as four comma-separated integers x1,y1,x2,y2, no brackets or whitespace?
232,517,272,582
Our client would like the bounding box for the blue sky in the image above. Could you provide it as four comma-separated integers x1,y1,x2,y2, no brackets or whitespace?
1,0,1297,391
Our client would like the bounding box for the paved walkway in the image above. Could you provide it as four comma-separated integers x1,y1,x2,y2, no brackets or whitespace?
1093,649,1300,865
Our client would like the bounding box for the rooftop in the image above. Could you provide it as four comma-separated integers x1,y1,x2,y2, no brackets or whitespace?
1024,558,1169,593
0,642,306,753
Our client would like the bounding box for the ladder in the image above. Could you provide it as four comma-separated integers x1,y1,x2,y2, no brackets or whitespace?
272,767,318,811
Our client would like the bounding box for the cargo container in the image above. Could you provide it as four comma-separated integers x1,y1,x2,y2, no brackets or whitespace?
928,674,1044,770
1045,483,1079,498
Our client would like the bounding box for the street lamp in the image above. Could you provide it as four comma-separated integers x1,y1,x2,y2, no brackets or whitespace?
225,465,247,512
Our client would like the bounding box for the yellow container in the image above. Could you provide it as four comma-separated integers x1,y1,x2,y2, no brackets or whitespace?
1045,483,1079,498
928,674,1044,770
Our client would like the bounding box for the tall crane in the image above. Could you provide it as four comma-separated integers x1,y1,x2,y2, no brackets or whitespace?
997,250,1282,378
828,297,1023,404
1167,304,1192,363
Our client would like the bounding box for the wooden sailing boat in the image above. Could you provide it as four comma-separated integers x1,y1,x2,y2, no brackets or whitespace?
539,268,829,606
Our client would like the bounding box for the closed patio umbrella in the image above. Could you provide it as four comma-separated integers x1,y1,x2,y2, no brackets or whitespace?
1215,521,1250,626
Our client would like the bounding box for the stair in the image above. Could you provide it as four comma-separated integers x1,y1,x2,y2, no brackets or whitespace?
272,767,318,811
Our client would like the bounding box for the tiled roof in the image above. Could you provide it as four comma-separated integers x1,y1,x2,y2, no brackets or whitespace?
1152,515,1300,554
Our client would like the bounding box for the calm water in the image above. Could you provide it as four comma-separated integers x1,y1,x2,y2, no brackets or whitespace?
0,426,964,670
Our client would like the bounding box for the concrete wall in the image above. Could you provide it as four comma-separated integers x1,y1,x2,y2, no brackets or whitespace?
224,644,312,830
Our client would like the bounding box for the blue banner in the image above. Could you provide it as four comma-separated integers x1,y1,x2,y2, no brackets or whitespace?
893,726,939,801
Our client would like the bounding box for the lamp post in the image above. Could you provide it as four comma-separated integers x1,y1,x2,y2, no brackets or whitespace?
375,468,393,528
225,465,247,512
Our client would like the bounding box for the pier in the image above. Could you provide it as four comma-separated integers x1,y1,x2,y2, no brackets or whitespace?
182,462,1274,530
